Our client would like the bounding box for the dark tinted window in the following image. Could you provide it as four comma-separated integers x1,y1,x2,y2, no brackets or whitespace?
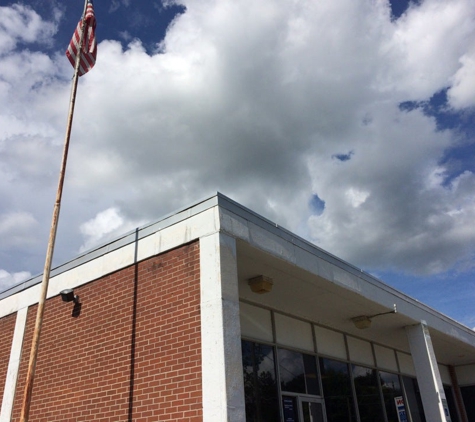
319,358,357,422
242,340,280,422
379,371,403,422
352,365,385,422
282,395,300,422
402,376,426,422
279,348,306,393
278,348,320,395
443,385,459,422
461,385,475,422
302,400,325,422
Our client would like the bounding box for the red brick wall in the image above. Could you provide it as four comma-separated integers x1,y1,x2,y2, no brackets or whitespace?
0,312,17,399
12,241,202,421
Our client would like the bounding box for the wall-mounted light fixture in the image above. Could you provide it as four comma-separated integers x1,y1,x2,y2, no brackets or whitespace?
60,288,80,304
351,304,397,329
248,275,273,294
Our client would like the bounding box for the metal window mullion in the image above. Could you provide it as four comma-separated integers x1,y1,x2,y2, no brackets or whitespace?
272,311,285,422
376,369,389,422
373,343,389,422
400,375,415,422
345,334,360,422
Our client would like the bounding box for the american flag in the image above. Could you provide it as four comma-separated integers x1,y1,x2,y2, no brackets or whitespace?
66,0,97,76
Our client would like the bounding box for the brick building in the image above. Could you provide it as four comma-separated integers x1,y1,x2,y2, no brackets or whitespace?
0,193,474,421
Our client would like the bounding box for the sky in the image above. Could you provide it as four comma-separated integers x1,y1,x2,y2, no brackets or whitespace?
1,0,474,327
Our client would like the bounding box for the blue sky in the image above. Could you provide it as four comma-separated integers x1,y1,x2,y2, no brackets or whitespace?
0,0,474,328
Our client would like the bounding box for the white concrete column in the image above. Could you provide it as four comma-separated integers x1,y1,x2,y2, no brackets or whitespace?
405,321,452,422
200,232,245,422
0,307,28,422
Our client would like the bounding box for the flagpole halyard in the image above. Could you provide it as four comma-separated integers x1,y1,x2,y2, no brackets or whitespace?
19,0,93,420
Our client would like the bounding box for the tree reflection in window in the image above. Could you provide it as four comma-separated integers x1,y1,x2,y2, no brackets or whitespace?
241,340,280,422
278,348,320,395
352,365,385,422
319,358,357,422
402,376,426,422
379,371,403,422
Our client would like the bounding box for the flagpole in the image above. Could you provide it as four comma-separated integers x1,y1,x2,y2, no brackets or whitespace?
19,0,90,420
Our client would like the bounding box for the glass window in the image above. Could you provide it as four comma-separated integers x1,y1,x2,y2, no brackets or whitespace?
352,365,385,422
443,385,459,422
278,348,320,395
379,371,403,422
302,400,325,422
402,376,426,422
319,358,357,422
242,340,280,422
282,395,300,422
461,385,475,422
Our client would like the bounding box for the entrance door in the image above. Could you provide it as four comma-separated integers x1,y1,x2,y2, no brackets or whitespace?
282,395,326,422
300,397,325,422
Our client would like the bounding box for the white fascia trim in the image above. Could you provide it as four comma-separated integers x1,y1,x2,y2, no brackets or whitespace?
0,207,219,319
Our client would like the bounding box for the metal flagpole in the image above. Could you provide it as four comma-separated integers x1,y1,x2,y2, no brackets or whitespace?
19,0,90,420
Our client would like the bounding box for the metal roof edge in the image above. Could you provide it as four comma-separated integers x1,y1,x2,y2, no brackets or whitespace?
0,193,222,300
1,192,474,339
215,194,475,336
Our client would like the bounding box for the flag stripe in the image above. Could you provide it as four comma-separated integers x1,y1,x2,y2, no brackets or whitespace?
65,0,97,76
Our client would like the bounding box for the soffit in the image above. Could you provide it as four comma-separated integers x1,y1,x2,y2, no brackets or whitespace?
236,240,475,366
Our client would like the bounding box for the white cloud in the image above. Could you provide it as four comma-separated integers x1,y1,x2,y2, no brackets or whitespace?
109,0,131,13
345,188,370,208
0,0,475,288
384,0,474,99
0,4,59,53
79,207,145,252
0,269,31,292
448,48,475,109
